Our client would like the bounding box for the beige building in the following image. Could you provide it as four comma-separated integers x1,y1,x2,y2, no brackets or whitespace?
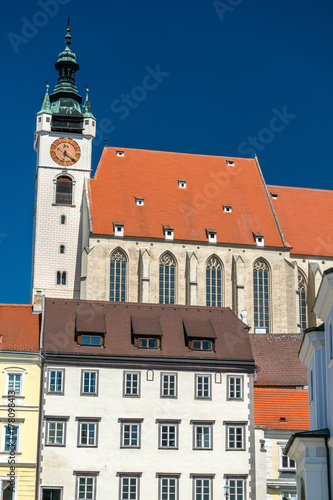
0,305,41,500
31,28,333,335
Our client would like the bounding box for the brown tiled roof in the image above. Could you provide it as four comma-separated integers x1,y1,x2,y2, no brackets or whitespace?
250,334,307,387
254,387,309,430
0,304,40,352
267,185,333,257
43,299,254,366
88,148,286,248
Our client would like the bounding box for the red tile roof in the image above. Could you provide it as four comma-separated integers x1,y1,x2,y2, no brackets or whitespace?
0,305,40,352
267,185,333,257
89,148,285,248
250,334,307,387
254,388,309,430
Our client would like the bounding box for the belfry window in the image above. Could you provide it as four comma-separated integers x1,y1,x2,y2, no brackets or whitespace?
206,256,222,307
298,271,307,333
110,249,127,302
159,253,176,304
253,259,270,333
56,271,66,285
56,176,72,205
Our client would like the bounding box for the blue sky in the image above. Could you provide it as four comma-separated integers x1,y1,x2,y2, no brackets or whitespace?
2,0,333,304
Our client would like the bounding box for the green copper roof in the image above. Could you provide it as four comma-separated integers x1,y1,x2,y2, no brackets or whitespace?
37,84,52,115
50,25,82,108
83,88,95,119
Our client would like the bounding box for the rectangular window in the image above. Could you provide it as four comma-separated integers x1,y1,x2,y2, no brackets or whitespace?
48,369,64,394
77,476,95,500
195,375,211,399
7,374,22,395
194,478,212,500
280,446,296,470
227,426,245,450
46,421,65,446
161,373,177,398
4,425,18,451
191,340,213,351
194,425,212,450
81,335,102,346
159,423,178,449
124,372,140,397
137,337,159,348
78,422,98,447
121,423,140,448
159,476,178,500
228,376,243,400
42,488,62,500
82,371,98,395
229,479,245,500
120,476,139,500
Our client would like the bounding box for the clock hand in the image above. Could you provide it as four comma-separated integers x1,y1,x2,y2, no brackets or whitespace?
64,151,77,161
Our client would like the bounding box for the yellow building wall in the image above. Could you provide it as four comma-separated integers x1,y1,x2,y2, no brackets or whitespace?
0,356,41,499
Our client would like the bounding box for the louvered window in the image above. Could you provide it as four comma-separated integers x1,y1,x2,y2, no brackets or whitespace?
56,176,72,205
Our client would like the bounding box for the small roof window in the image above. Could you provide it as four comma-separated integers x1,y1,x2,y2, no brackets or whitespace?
223,205,232,213
270,192,278,200
178,180,186,189
163,225,174,240
116,151,125,157
135,197,144,206
226,160,235,166
253,231,264,247
114,222,124,237
206,228,217,243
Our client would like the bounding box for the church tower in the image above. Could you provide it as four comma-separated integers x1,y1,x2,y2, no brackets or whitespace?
31,25,96,305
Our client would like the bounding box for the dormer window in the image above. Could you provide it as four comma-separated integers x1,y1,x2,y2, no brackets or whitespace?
163,225,174,240
135,198,144,206
253,231,264,247
191,339,214,351
80,335,103,346
137,337,160,349
131,316,162,350
76,312,106,347
183,318,216,352
116,151,125,157
114,223,124,237
206,228,217,243
223,205,232,213
178,180,186,189
270,192,278,200
226,160,235,166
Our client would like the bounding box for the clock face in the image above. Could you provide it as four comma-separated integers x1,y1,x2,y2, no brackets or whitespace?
50,137,81,166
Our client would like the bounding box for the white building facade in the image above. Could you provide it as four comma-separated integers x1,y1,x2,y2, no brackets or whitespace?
286,268,333,500
38,299,256,500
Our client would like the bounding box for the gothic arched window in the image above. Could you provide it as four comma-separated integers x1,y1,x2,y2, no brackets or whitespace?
206,256,222,307
159,253,176,304
253,258,270,333
298,271,307,333
110,249,127,302
56,176,73,205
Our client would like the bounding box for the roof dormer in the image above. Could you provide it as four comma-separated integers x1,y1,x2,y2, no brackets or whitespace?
163,225,174,240
253,231,264,247
177,180,186,189
114,222,124,237
206,228,217,243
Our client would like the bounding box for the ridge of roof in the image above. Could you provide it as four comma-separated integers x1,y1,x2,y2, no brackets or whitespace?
268,184,333,194
104,146,255,160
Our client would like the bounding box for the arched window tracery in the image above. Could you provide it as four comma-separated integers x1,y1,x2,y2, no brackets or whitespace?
110,249,127,302
159,253,176,304
206,256,222,307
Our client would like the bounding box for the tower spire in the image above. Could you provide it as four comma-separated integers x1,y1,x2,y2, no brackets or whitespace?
49,24,83,133
38,83,52,114
83,87,95,119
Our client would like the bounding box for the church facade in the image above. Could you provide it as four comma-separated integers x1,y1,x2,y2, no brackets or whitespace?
32,27,333,335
